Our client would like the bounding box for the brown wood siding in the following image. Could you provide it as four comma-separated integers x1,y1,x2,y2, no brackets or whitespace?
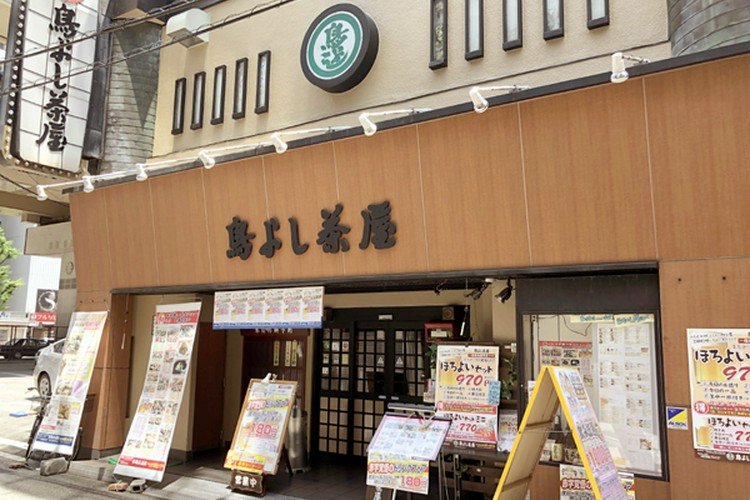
647,56,750,261
334,128,429,276
69,191,112,292
418,108,531,271
520,83,656,266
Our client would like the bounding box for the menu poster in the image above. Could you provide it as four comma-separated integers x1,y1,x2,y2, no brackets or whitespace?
552,368,628,500
560,465,636,500
687,328,750,462
367,453,429,495
114,302,202,482
32,311,109,455
435,345,499,447
538,340,593,387
213,286,323,329
497,410,518,453
224,380,296,474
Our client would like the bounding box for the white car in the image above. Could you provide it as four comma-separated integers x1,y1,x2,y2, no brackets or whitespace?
33,339,65,397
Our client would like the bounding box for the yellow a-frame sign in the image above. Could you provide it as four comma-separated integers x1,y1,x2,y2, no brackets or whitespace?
493,366,627,500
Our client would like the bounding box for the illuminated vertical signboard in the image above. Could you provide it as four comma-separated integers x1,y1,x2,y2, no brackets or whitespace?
5,0,99,173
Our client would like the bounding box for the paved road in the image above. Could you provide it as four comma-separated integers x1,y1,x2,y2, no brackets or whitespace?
0,360,38,449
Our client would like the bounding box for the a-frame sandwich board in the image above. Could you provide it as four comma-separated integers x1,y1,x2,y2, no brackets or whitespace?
492,366,628,500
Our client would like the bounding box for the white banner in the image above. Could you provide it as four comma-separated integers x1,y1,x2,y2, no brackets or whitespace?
213,287,323,329
32,311,108,455
114,302,202,482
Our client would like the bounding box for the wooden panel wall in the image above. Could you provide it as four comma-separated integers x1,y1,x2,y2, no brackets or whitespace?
659,258,750,499
647,56,750,261
520,83,656,265
418,108,530,271
69,191,111,292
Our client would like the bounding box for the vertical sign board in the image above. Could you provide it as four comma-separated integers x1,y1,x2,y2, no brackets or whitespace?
687,329,750,462
224,380,297,475
493,366,628,500
435,344,500,448
115,302,202,482
31,311,108,455
7,0,99,172
366,413,451,495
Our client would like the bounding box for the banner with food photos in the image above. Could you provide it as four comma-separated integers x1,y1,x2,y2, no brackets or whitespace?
114,302,202,482
31,311,109,455
212,286,323,329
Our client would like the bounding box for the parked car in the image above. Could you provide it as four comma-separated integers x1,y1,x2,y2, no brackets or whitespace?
0,338,50,360
33,339,65,397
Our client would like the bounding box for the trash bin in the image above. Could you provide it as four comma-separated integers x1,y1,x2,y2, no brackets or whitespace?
286,405,309,473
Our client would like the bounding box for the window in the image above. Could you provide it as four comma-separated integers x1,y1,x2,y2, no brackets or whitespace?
233,58,248,119
587,0,609,29
430,0,448,69
503,0,522,50
190,71,206,130
517,275,665,478
465,0,483,60
211,65,226,125
171,78,186,135
543,0,564,40
255,51,271,114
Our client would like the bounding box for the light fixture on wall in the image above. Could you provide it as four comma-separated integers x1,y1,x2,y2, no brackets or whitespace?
469,85,530,113
270,127,350,154
82,175,95,193
358,108,431,136
135,163,148,181
495,278,514,303
610,52,650,83
198,150,215,169
36,185,47,201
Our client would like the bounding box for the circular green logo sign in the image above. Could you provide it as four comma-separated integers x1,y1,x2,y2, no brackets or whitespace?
301,4,379,93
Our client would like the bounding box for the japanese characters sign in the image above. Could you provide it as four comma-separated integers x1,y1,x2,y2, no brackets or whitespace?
115,302,202,482
435,345,499,448
7,0,99,173
560,465,636,500
31,311,108,456
366,413,450,496
225,201,396,261
213,286,323,329
687,328,750,462
224,380,296,474
300,4,379,93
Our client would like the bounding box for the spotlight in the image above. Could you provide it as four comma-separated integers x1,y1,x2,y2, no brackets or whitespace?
135,163,148,181
469,85,530,113
610,52,650,84
357,108,431,137
198,150,215,169
36,185,47,201
359,112,377,136
434,280,446,296
82,175,94,193
270,132,288,154
495,279,514,303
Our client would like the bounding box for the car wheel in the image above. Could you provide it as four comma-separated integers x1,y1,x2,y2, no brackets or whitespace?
38,373,52,398
13,351,22,360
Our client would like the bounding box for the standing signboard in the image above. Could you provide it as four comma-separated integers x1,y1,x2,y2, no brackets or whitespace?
435,344,499,448
114,302,202,482
366,413,451,495
687,328,750,462
493,366,628,500
31,311,108,455
224,379,297,475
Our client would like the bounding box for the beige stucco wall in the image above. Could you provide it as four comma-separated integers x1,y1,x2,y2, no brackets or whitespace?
152,0,669,158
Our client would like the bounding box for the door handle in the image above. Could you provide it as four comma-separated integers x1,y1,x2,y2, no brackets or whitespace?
378,395,387,400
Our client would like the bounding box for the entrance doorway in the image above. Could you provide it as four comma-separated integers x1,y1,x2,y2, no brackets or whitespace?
314,307,453,458
241,330,308,407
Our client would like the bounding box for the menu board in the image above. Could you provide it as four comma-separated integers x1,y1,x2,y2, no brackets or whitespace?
435,345,499,448
115,302,202,482
366,413,450,495
687,328,750,462
552,368,627,500
224,380,297,474
213,287,323,329
32,311,109,455
538,340,593,388
560,465,636,500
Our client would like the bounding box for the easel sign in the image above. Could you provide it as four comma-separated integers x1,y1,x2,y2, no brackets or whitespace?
366,412,451,496
224,379,297,479
493,366,627,500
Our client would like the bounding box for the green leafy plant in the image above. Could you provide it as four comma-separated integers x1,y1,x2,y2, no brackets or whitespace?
501,356,517,400
0,227,21,311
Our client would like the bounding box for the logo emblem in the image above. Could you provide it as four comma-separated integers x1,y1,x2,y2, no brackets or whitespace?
301,4,379,93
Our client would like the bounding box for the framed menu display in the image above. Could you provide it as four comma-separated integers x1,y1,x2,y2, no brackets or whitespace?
224,380,297,475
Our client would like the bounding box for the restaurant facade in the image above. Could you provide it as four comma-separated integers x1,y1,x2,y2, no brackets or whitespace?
60,1,750,498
